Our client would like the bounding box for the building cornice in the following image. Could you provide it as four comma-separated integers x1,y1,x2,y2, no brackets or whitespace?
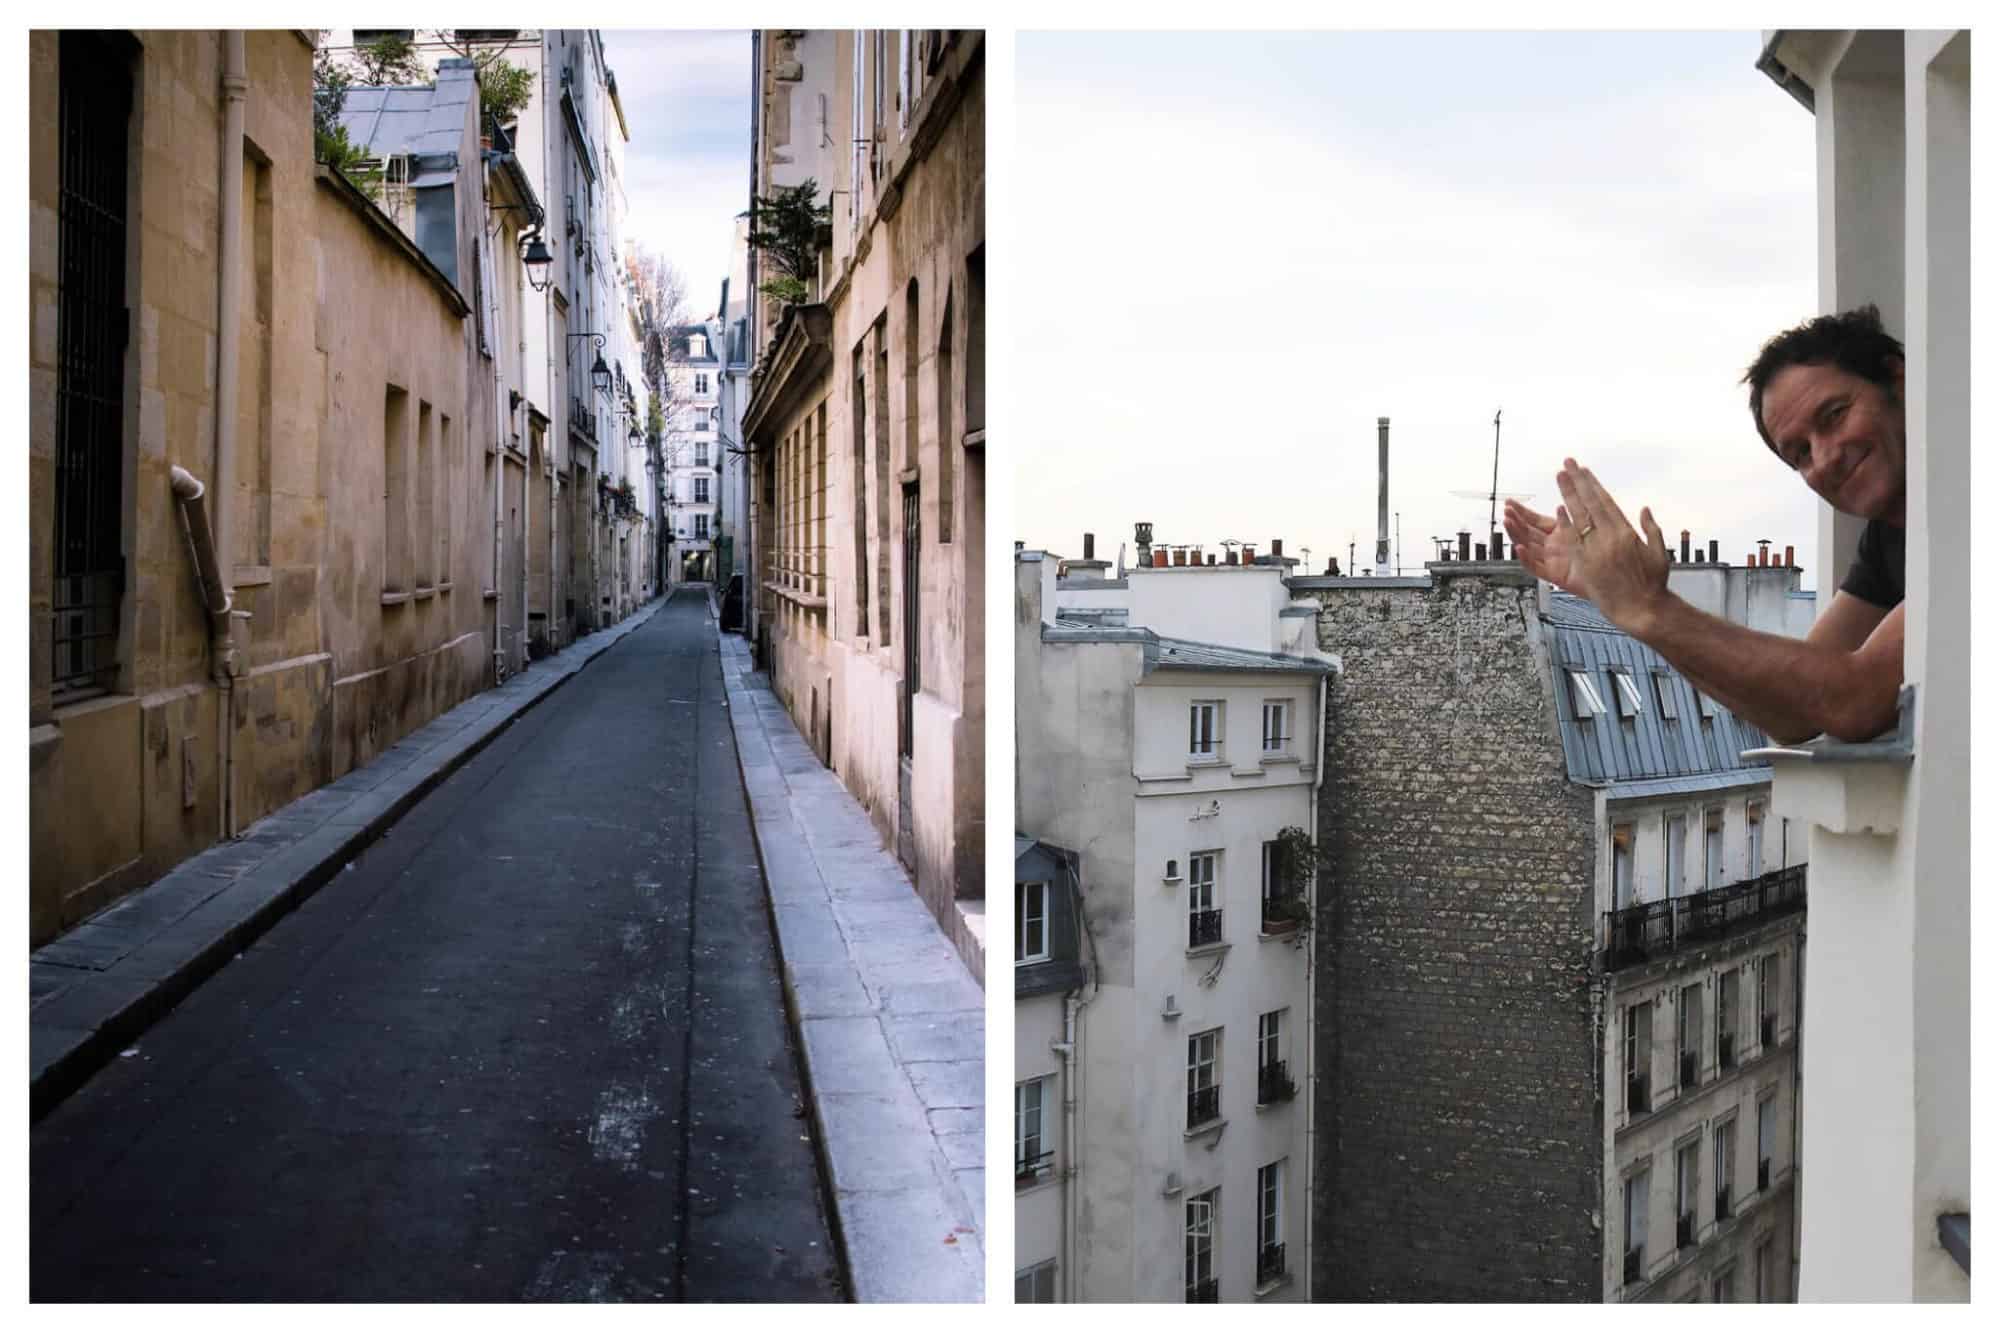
741,303,832,446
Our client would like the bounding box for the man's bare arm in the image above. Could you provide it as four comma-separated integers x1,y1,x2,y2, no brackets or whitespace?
1625,595,1902,745
1504,468,1904,745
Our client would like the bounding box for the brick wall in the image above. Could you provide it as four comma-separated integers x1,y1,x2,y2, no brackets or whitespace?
1307,569,1604,1300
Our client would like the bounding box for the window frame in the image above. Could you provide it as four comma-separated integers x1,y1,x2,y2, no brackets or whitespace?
1612,670,1645,718
1568,669,1607,718
1014,1260,1056,1303
1016,879,1049,964
1189,699,1222,760
1014,1076,1051,1184
1185,1188,1217,1299
1260,698,1290,755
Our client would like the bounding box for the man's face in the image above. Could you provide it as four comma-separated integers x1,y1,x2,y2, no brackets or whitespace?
1759,359,1907,524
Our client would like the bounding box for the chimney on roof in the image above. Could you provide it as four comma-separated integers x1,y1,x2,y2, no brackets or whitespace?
1475,542,1487,560
1757,539,1771,567
1680,530,1691,562
1173,547,1186,567
1709,539,1719,563
1083,532,1095,561
1376,417,1392,575
1327,557,1339,575
1491,530,1504,562
1785,544,1795,569
1207,554,1216,566
1271,538,1284,559
1243,544,1256,564
1457,530,1471,562
1135,521,1153,567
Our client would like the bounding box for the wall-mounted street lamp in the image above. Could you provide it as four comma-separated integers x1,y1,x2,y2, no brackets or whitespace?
520,229,555,291
566,332,612,395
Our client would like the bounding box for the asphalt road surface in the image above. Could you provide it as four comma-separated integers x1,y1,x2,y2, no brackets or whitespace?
31,590,842,1301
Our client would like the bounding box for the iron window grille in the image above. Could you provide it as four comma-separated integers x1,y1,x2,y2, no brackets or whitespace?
1680,1049,1699,1091
1624,1248,1643,1285
1187,1083,1220,1128
1757,1159,1771,1192
1677,1212,1696,1251
1257,1242,1286,1285
1716,1185,1733,1220
1189,908,1223,948
52,31,135,702
1186,1279,1219,1304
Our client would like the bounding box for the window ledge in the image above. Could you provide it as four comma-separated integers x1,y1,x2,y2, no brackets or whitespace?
1743,684,1914,835
1228,767,1268,779
1014,1172,1058,1196
381,591,413,606
1184,1117,1228,1141
233,565,272,588
1185,941,1231,961
1254,1271,1295,1299
413,586,437,601
1260,753,1299,767
1185,756,1227,770
1257,925,1305,942
482,588,499,601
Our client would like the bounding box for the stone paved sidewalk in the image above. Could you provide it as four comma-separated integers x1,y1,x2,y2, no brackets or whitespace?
29,601,664,1118
717,628,985,1303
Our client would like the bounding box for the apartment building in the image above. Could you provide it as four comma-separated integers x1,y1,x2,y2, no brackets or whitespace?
741,30,986,950
664,323,721,583
1015,539,1330,1301
1751,27,1969,1300
1294,544,1809,1301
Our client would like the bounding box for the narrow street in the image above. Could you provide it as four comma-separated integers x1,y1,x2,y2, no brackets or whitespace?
31,590,841,1301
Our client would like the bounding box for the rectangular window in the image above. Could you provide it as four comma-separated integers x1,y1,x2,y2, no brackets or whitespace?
1755,1237,1774,1302
1704,807,1725,890
694,372,709,394
383,385,410,592
1624,1166,1651,1285
1256,1009,1293,1104
1185,1189,1217,1302
1625,1001,1651,1114
1654,672,1679,719
1758,952,1780,1047
1014,1261,1056,1303
1716,969,1739,1071
1014,1078,1050,1184
1261,700,1289,754
1188,852,1220,947
1665,814,1687,899
1186,1029,1220,1129
1714,1118,1736,1220
1757,1094,1776,1190
1256,1161,1285,1285
1568,669,1606,718
1016,880,1048,963
1611,822,1635,909
1612,670,1645,717
851,353,869,635
693,513,710,539
1711,1266,1736,1303
936,284,954,542
695,443,708,467
1747,800,1765,877
694,476,710,504
1189,700,1220,758
1698,689,1720,719
1675,1139,1700,1251
1678,982,1703,1090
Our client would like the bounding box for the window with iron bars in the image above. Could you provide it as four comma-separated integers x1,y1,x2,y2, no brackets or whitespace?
51,31,135,703
1186,1029,1220,1129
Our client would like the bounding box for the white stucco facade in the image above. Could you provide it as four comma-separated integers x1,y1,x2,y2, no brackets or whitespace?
1752,27,1968,1303
1016,549,1325,1302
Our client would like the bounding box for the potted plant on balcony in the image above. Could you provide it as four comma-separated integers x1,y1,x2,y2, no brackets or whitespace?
1261,825,1319,935
741,179,832,322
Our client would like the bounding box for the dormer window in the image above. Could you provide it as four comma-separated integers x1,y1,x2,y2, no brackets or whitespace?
1568,670,1606,719
1653,673,1679,720
1611,671,1645,718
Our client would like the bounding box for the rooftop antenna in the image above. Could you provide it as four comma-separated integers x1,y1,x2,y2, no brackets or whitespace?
1451,408,1533,538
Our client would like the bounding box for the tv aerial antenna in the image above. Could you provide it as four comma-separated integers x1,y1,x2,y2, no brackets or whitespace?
1450,408,1534,538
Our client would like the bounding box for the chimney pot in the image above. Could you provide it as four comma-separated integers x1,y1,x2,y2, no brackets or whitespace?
1272,538,1284,558
1708,539,1719,563
1153,548,1168,568
1173,547,1186,567
1785,544,1795,569
1457,530,1471,562
1207,554,1216,566
1475,543,1487,561
1243,544,1256,563
1225,549,1237,566
1680,530,1691,562
1083,532,1095,560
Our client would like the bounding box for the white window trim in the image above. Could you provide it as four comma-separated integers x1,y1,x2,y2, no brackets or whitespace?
1613,671,1645,717
1016,880,1050,964
1569,670,1606,718
1189,699,1222,760
1015,1077,1050,1181
1261,698,1290,754
1258,1160,1284,1250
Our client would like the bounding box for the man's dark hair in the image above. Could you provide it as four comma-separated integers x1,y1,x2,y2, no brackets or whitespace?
1743,304,1906,452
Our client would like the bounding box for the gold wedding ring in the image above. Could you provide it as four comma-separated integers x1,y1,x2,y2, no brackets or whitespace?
1577,523,1596,540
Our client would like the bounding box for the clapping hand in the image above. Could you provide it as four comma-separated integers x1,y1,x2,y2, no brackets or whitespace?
1502,459,1671,632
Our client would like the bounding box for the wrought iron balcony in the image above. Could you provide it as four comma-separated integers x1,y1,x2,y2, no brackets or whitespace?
1603,864,1807,969
1015,1149,1053,1185
1257,1241,1286,1285
1186,1278,1219,1304
1187,1084,1220,1128
1257,1060,1296,1106
1677,1212,1696,1251
1189,909,1223,948
1624,1247,1643,1285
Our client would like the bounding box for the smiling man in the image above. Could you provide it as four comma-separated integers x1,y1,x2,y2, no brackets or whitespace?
1503,306,1906,745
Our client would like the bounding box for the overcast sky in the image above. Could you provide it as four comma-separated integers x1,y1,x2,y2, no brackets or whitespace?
1016,31,1824,584
602,29,750,321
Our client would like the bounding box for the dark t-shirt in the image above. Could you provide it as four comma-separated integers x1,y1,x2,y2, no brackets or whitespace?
1839,519,1906,609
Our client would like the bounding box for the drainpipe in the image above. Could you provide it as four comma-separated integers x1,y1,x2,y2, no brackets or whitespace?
1055,851,1100,1302
213,30,249,839
487,165,507,684
1305,667,1330,1300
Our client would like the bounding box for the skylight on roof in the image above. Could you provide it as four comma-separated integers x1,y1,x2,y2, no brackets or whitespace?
1568,670,1606,719
1612,672,1645,718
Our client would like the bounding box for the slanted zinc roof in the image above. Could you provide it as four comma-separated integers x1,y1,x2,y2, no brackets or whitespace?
336,58,479,167
1042,620,1332,676
1543,591,1772,787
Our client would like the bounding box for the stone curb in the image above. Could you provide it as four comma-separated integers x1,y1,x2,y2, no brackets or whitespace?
714,628,985,1304
28,598,669,1121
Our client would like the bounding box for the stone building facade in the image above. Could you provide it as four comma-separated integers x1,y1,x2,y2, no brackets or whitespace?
742,30,986,948
25,30,577,945
1299,561,1805,1301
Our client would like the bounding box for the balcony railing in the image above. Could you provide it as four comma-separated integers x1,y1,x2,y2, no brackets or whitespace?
1186,1278,1219,1304
1015,1149,1053,1184
1677,1212,1696,1251
1257,1241,1286,1285
1679,1049,1698,1090
1757,1158,1770,1192
1189,909,1223,948
1716,1185,1733,1221
1187,1084,1220,1128
1257,1060,1296,1105
1624,1248,1643,1285
1604,865,1807,969
1718,1031,1737,1071
1627,1073,1650,1116
1760,1014,1776,1048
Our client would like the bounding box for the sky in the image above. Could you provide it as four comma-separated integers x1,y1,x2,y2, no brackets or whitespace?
602,29,751,322
1015,31,1824,585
